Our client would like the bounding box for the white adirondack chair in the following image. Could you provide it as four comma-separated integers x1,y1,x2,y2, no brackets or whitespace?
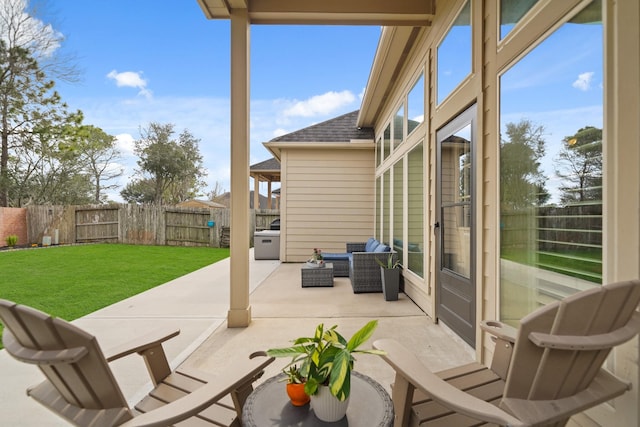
0,299,273,427
374,279,640,426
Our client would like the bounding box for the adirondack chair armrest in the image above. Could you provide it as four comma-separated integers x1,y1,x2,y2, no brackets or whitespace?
500,368,632,426
373,338,526,427
105,327,180,362
480,320,517,343
105,327,181,386
528,311,640,350
118,353,275,427
480,321,518,379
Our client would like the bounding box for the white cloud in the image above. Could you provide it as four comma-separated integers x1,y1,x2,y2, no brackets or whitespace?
1,0,61,58
115,133,135,155
107,70,152,98
572,72,594,91
283,90,356,117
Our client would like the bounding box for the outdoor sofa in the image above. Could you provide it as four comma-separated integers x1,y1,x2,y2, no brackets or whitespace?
322,238,396,293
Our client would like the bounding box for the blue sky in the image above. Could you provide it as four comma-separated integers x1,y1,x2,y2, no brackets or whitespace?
45,1,381,201
500,20,603,203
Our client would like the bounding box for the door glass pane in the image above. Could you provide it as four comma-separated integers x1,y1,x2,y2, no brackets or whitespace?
393,159,404,266
441,125,471,278
499,1,603,326
408,143,424,277
407,74,425,135
437,0,472,105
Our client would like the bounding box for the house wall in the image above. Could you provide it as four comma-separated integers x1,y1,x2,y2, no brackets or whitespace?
369,0,639,424
279,147,375,262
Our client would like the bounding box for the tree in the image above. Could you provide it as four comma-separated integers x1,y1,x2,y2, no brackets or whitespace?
122,122,206,205
120,178,156,204
78,125,123,203
7,122,93,206
555,126,602,205
0,0,81,206
500,119,550,209
207,181,225,200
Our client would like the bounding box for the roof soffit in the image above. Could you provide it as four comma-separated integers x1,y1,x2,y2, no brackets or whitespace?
197,0,435,25
358,25,423,127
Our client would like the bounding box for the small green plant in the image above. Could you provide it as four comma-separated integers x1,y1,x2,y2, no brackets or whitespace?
5,235,18,247
282,364,305,384
267,320,385,401
376,253,401,269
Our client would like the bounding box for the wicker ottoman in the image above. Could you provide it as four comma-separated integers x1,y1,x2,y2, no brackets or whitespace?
301,263,334,287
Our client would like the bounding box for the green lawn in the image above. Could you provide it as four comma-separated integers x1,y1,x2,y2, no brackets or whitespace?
501,247,602,283
0,243,230,349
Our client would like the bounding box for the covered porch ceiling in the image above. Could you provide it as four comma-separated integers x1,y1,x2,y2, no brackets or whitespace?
195,0,435,328
196,0,435,25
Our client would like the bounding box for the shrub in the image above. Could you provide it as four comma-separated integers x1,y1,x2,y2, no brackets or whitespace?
5,235,18,247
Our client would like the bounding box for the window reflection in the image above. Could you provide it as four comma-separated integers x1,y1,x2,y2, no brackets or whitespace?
500,0,540,40
376,176,382,240
383,124,391,161
437,0,471,105
394,105,404,149
393,160,404,267
408,143,424,278
407,74,425,135
441,125,471,278
499,1,603,325
383,169,391,246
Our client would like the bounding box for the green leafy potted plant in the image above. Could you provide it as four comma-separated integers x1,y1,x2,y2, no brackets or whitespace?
266,320,384,422
282,364,310,406
376,253,401,301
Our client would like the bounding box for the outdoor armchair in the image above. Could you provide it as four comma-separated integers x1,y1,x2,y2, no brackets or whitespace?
374,279,640,426
0,299,274,427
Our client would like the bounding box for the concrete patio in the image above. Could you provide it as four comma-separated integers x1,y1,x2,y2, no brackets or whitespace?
0,249,474,426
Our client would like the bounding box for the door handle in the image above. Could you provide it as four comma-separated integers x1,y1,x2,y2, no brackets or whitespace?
433,222,440,234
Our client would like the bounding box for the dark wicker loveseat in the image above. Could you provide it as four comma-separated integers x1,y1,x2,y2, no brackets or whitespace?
323,238,397,293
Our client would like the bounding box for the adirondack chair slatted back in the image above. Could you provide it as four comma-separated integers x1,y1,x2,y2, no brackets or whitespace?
503,279,640,400
0,300,130,411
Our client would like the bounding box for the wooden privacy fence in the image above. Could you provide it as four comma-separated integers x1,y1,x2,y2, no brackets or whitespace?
26,204,279,248
501,202,602,283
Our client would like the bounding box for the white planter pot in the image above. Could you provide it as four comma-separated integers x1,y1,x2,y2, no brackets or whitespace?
310,385,350,422
306,261,325,268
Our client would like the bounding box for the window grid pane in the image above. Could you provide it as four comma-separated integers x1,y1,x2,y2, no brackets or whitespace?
499,2,603,326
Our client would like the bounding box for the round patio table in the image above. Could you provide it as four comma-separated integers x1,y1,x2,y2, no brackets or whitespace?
242,371,394,427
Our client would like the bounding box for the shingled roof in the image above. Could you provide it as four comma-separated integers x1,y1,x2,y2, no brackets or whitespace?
250,157,280,182
250,157,280,171
269,110,374,143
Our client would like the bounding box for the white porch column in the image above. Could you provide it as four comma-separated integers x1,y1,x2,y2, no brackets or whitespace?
601,0,640,424
228,8,251,327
